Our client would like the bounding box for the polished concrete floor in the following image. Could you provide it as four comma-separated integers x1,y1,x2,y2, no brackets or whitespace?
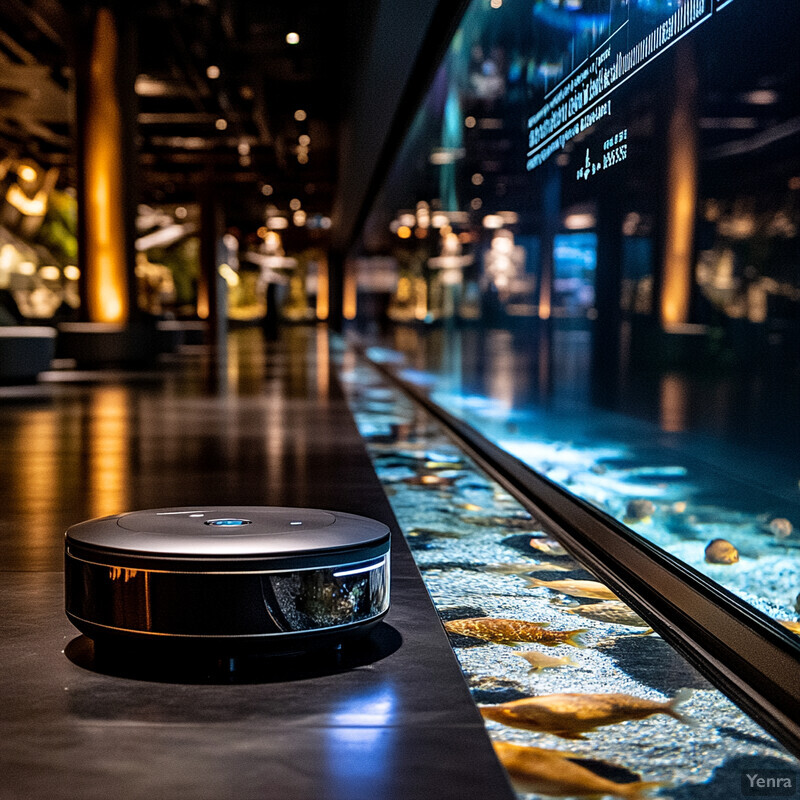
0,325,515,800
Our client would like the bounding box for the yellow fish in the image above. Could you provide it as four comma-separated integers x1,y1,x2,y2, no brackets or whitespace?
527,577,619,601
443,617,587,648
481,562,571,576
480,689,693,739
493,741,662,799
564,601,650,628
517,651,578,672
779,620,800,635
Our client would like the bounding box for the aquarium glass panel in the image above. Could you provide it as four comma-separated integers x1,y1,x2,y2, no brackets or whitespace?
337,350,800,800
348,0,800,637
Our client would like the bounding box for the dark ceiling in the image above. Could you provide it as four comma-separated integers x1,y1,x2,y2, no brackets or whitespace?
0,0,459,248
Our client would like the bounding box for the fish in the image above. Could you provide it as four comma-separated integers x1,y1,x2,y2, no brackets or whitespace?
480,689,693,739
564,601,650,628
517,650,578,672
493,741,662,799
527,577,619,601
778,620,800,635
443,617,588,648
704,538,739,564
528,538,569,557
624,499,655,522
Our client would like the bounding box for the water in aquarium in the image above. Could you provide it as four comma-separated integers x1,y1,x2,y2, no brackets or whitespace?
336,349,800,799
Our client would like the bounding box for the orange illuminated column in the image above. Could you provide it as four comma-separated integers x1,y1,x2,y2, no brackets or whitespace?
660,45,698,328
81,9,130,323
343,258,357,321
316,252,329,321
75,6,136,325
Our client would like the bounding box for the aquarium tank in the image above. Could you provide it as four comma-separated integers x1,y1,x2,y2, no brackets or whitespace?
344,0,800,791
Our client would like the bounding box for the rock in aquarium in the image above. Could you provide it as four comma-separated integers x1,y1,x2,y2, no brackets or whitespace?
768,517,793,539
704,538,739,564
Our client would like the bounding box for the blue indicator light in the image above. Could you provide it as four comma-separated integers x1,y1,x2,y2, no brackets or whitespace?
205,519,252,527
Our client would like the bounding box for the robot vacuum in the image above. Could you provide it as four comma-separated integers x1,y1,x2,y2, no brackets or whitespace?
65,507,391,652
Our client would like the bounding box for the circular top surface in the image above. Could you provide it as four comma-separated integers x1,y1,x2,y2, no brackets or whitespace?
66,507,390,559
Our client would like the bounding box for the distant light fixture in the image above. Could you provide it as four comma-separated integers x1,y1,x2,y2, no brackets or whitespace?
429,147,465,165
64,265,80,281
563,212,596,230
215,118,228,131
206,65,220,79
482,214,504,229
239,155,251,167
289,198,302,211
293,210,307,226
398,213,416,227
175,206,188,219
471,173,484,186
294,109,307,121
39,265,61,281
789,176,800,191
397,226,412,239
238,141,250,155
491,0,502,7
431,213,449,228
742,89,778,105
267,217,289,230
464,116,477,129
297,153,309,164
257,226,268,238
498,211,519,224
261,184,274,196
18,165,38,182
286,31,300,45
320,216,332,230
298,134,310,147
19,261,36,276
240,86,254,100
470,198,483,210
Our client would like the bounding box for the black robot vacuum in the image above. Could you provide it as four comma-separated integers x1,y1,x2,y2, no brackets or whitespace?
65,507,391,652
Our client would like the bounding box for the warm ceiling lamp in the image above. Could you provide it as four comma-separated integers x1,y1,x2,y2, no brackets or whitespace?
206,65,220,79
294,109,307,121
286,32,300,45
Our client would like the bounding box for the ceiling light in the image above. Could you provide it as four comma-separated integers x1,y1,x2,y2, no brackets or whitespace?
238,141,250,155
215,118,227,131
464,116,476,129
206,65,220,79
471,173,484,186
491,0,503,7
286,32,300,45
320,217,332,230
293,210,307,226
297,153,309,164
289,198,301,211
175,206,188,219
294,109,307,121
268,217,289,230
64,265,80,281
261,184,273,196
298,134,310,146
239,155,251,167
397,226,412,239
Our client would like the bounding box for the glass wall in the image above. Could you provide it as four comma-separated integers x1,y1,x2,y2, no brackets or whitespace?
349,0,800,635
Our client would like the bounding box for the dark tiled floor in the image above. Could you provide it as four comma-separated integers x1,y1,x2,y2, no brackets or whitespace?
0,326,514,800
